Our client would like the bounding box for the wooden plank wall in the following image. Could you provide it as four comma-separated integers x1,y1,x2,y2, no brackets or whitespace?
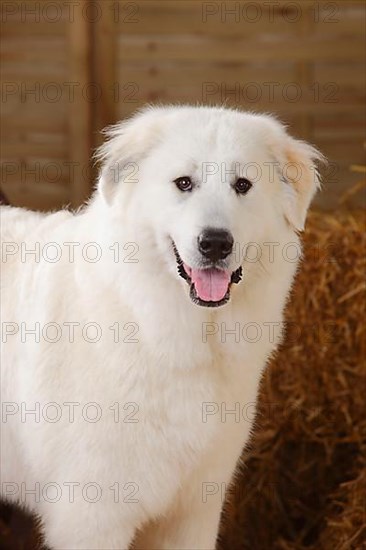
1,0,91,209
1,0,365,210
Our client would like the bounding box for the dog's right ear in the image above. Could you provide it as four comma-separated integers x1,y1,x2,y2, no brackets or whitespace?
95,107,166,205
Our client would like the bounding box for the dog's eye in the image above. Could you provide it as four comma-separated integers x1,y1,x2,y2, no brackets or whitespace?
234,178,252,195
174,176,193,192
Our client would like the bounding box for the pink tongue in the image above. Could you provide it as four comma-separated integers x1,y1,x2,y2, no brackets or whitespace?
190,268,231,302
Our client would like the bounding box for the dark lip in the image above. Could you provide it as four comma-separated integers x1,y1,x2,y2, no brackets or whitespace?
172,241,243,308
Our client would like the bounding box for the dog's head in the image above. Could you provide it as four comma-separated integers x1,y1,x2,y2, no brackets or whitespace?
96,106,323,308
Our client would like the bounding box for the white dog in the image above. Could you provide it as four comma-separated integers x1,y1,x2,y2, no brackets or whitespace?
0,106,322,549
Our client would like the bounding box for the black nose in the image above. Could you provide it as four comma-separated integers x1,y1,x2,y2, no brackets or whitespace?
198,229,234,262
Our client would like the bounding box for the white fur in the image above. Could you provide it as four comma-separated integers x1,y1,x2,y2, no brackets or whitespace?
0,106,322,549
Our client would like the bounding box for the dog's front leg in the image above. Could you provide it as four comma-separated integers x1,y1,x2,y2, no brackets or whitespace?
134,436,243,550
41,499,137,550
134,493,223,550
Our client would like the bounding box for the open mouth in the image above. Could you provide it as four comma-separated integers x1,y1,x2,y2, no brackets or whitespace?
172,242,242,308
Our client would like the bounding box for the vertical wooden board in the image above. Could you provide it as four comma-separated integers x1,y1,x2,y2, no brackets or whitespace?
92,1,117,149
294,4,314,140
68,0,92,207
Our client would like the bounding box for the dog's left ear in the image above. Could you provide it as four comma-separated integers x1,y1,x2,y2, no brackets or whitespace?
270,129,325,231
95,107,167,205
